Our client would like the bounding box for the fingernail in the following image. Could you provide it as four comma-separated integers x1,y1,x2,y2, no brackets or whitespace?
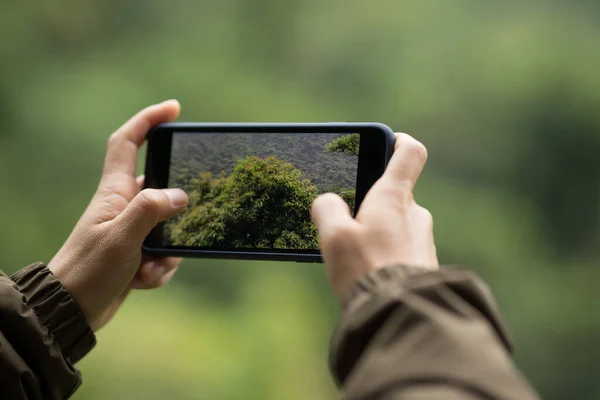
152,266,167,282
163,189,188,207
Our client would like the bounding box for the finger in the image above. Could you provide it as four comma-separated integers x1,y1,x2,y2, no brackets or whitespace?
356,133,427,220
312,193,359,243
130,257,182,289
382,132,428,190
136,175,145,190
102,100,181,181
129,263,179,290
111,188,189,245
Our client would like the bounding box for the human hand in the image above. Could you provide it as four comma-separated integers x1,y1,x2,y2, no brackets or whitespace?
48,100,189,331
312,133,438,302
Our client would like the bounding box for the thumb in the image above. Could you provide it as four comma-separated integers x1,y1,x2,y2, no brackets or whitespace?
113,188,189,242
312,193,358,243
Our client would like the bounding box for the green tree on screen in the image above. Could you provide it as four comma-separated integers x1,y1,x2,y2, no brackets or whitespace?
326,133,359,156
170,156,319,249
325,134,359,212
338,187,356,211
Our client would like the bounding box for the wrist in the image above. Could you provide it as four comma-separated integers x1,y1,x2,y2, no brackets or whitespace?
48,252,96,328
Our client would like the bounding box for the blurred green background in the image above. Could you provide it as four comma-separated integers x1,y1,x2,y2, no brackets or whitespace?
1,1,599,399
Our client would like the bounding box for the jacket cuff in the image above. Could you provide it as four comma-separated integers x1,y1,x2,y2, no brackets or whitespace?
330,265,515,387
342,265,427,310
342,265,514,352
11,263,96,364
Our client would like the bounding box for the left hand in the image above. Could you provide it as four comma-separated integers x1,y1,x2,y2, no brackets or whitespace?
48,100,189,331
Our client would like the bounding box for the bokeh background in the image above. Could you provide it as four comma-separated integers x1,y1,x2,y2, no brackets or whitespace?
1,1,599,399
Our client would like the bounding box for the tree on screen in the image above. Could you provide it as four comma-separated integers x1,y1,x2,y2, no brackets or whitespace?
325,134,359,212
170,156,319,249
338,187,356,211
325,133,359,156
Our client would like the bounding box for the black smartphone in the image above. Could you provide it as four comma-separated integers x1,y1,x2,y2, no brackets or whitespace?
142,122,395,262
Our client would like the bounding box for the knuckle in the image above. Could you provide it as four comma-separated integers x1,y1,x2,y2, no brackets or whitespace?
137,189,162,214
397,133,428,162
375,179,413,205
416,204,434,223
107,132,121,148
407,139,428,163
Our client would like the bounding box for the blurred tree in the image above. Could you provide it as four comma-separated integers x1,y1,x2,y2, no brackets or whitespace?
513,84,600,258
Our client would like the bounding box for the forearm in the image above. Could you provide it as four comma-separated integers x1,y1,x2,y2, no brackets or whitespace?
1,263,96,400
330,266,540,400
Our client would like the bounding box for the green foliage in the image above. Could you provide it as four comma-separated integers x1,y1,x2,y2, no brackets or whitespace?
338,188,356,212
325,186,356,213
170,156,319,250
326,133,360,156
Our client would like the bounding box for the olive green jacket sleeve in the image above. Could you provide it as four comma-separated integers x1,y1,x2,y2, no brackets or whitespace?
0,263,96,400
330,266,541,400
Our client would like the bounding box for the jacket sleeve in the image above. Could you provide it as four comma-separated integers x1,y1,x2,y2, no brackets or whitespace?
330,266,541,400
0,263,96,400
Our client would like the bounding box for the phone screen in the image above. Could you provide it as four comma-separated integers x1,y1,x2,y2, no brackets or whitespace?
163,132,359,251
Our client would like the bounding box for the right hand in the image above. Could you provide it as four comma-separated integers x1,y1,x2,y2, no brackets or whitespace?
312,133,438,302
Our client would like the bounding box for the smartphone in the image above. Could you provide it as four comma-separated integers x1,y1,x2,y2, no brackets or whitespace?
142,122,395,262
